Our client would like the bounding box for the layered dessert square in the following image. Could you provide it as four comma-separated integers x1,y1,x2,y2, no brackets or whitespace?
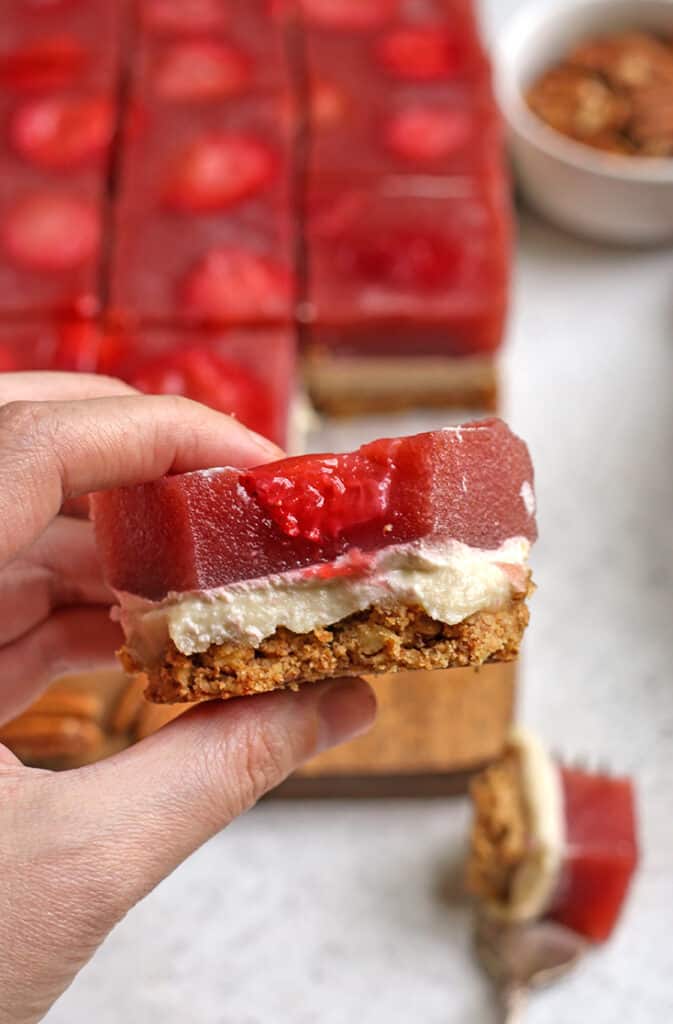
110,92,296,327
467,730,640,942
100,325,296,449
302,177,510,414
0,1,124,319
299,0,511,415
92,419,536,703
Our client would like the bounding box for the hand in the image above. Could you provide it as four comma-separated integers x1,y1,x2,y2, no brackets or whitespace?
0,373,377,1024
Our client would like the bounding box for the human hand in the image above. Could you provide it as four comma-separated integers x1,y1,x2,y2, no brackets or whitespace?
0,373,377,1024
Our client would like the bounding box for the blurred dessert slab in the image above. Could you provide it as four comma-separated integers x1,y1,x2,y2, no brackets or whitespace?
467,729,639,943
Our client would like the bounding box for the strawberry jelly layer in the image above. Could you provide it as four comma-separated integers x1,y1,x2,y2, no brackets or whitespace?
92,420,536,602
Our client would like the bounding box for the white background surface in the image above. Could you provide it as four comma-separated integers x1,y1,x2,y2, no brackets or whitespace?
46,2,673,1020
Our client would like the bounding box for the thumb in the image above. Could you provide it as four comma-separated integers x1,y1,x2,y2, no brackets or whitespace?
0,679,376,1024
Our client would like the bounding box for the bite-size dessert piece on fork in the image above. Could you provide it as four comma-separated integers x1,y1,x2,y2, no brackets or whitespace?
92,419,536,704
467,729,639,942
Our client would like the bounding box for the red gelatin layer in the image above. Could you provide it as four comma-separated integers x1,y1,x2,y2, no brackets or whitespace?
92,419,537,601
551,768,639,943
0,320,102,372
304,178,510,356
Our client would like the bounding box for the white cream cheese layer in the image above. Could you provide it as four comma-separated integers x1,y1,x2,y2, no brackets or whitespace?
486,728,565,923
118,536,530,665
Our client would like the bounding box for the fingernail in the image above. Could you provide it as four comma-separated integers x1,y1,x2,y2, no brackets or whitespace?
316,678,377,753
246,427,285,459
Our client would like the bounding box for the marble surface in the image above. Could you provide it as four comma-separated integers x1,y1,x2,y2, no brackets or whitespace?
46,4,673,1022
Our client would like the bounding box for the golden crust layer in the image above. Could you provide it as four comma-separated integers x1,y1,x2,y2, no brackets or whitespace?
466,746,528,904
121,594,530,705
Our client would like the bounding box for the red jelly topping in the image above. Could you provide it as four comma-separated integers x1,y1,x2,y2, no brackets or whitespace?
3,193,100,271
551,768,639,943
152,41,251,103
162,135,277,213
10,94,115,169
141,0,228,35
0,35,88,92
92,420,537,600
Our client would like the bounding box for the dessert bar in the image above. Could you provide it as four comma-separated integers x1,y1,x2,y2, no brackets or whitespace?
0,0,125,319
92,419,536,703
303,177,509,414
467,730,639,942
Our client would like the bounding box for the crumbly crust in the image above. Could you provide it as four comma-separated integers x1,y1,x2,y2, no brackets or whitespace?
310,380,498,417
466,745,528,904
120,592,530,704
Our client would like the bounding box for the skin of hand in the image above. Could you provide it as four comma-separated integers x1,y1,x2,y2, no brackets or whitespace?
0,373,377,1024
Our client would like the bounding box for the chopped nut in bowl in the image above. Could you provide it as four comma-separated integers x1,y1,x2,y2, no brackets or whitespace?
496,0,673,244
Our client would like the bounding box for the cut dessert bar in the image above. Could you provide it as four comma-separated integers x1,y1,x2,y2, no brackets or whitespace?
302,176,510,413
0,1,125,319
92,419,536,703
300,0,512,414
467,730,639,943
100,325,296,448
109,4,296,328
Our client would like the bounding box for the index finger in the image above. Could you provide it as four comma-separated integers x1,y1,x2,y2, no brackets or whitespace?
0,393,284,565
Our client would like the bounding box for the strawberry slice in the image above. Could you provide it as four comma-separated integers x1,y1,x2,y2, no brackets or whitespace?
182,246,294,322
244,447,397,542
3,193,100,272
336,228,461,293
152,40,251,103
384,106,473,162
10,94,115,170
141,0,228,34
0,35,88,92
163,134,277,212
128,347,261,422
300,0,396,29
375,27,463,81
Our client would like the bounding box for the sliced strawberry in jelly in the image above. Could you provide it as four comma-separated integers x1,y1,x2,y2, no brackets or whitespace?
551,769,639,943
162,135,276,213
0,35,88,92
140,0,228,34
129,347,261,424
336,228,463,294
10,94,115,170
244,449,396,542
299,0,396,29
3,193,100,272
375,27,464,81
152,40,251,103
182,246,293,323
92,420,537,599
384,106,473,163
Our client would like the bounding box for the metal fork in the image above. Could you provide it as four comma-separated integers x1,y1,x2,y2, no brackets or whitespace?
474,914,588,1023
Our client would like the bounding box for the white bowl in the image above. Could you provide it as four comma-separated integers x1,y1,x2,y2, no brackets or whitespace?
495,0,673,244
